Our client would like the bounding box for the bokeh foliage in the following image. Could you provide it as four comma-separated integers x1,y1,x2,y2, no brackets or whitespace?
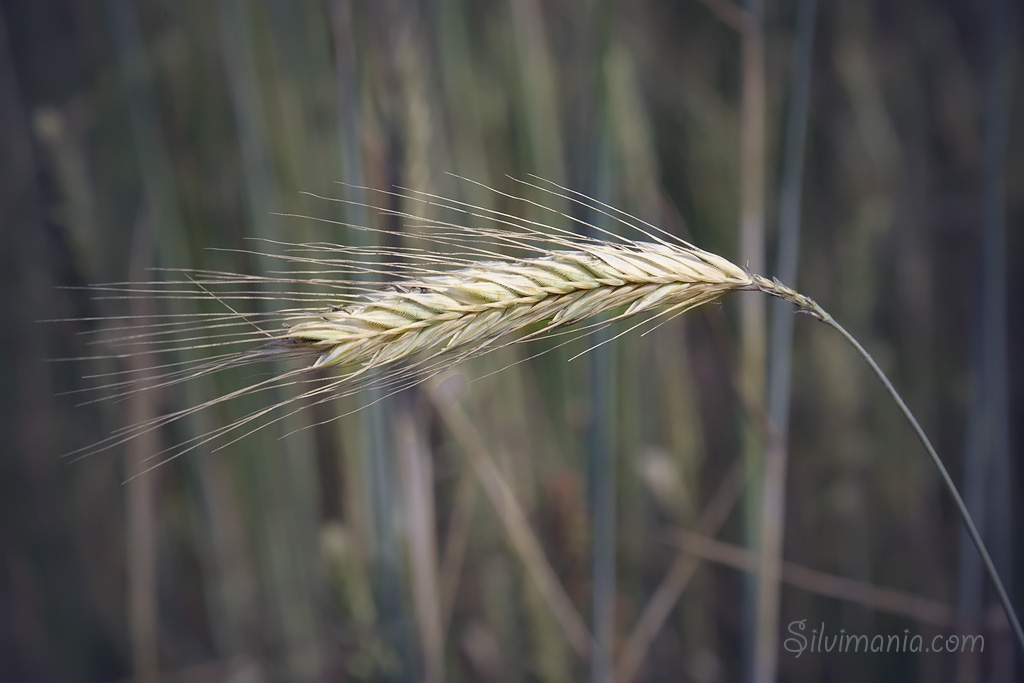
1,0,1021,681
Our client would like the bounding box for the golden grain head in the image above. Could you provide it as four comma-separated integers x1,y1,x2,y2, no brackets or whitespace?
283,241,760,372
67,176,819,470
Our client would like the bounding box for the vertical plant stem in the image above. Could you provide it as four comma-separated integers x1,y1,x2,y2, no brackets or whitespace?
982,7,1015,665
736,0,767,675
330,4,415,677
366,388,412,679
588,169,617,683
439,467,477,631
396,406,444,683
106,3,189,677
957,0,1013,628
590,334,617,683
959,3,1015,677
220,4,324,679
755,1,817,681
570,2,615,681
125,220,160,683
360,201,411,682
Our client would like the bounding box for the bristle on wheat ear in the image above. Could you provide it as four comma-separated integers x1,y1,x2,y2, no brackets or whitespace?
67,175,829,469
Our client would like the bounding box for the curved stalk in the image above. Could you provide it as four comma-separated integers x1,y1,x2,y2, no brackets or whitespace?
815,310,1024,653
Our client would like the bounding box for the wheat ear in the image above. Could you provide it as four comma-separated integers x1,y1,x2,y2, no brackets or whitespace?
68,176,1021,651
280,241,813,371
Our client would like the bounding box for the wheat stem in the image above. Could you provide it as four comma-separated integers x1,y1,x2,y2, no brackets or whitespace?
755,285,1024,652
818,313,1024,653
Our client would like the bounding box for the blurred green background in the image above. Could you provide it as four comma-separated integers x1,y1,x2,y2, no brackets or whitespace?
1,0,1021,681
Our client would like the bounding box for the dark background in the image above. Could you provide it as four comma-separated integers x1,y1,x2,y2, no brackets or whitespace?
0,1,1021,681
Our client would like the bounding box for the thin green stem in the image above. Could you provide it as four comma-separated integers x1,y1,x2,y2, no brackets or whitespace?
819,313,1024,653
